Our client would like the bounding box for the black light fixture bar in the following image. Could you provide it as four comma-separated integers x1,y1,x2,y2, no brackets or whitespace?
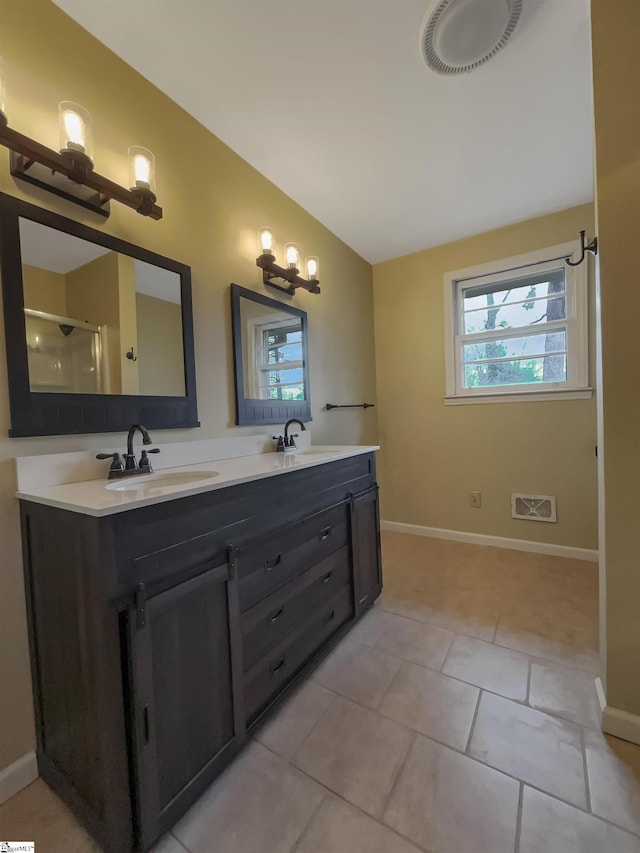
0,115,162,220
256,252,320,295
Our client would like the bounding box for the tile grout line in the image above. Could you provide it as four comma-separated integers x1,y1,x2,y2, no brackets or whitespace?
377,730,418,823
437,630,457,673
286,690,341,766
524,657,532,705
284,746,432,853
287,793,328,853
514,782,524,853
464,687,483,754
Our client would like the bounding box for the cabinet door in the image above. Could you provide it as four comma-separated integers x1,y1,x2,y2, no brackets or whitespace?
129,562,243,850
349,485,383,616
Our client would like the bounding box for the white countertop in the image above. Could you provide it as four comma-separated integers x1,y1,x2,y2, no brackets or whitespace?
16,445,379,517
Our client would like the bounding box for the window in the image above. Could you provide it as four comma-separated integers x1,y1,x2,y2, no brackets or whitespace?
444,242,590,403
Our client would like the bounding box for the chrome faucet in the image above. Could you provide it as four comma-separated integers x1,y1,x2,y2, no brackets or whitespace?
96,423,161,479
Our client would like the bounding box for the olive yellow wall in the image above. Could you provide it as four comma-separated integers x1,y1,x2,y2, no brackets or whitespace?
373,204,597,550
591,0,640,719
0,0,376,772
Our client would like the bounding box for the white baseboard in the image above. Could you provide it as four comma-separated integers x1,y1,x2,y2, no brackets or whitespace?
601,705,640,746
380,520,599,562
0,751,38,805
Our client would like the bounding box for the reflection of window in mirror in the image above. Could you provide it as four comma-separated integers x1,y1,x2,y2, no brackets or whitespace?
18,218,185,397
240,299,306,401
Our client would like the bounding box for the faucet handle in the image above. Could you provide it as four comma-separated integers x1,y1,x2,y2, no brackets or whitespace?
139,448,160,471
272,435,285,452
96,452,124,475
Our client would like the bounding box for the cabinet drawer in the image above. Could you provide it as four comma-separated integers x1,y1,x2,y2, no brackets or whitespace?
241,547,351,670
244,586,353,723
237,502,348,612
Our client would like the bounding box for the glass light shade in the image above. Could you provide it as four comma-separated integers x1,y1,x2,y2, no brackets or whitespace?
284,242,300,270
0,56,6,121
128,146,156,194
305,256,319,280
259,227,275,256
58,101,93,162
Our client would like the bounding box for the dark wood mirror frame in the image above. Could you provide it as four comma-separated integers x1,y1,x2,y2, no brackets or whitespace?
231,283,311,425
0,193,199,437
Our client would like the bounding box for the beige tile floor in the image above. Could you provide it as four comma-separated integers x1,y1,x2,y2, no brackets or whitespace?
2,531,640,852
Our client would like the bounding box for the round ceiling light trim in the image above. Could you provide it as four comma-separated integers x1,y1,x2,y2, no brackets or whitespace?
420,0,523,76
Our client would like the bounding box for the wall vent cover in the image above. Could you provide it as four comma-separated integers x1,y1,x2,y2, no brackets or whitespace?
419,0,523,76
511,494,557,523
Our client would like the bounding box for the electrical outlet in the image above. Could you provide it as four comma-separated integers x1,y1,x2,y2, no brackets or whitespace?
469,491,481,508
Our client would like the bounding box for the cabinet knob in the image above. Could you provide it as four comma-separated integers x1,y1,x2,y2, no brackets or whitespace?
319,526,332,541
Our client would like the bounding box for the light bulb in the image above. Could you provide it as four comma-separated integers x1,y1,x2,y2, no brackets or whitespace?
134,154,150,186
63,111,83,148
128,146,156,194
305,256,319,280
284,243,300,270
59,101,93,162
260,227,275,255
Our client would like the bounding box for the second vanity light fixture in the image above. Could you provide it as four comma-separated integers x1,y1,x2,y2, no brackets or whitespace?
256,227,320,295
0,64,161,220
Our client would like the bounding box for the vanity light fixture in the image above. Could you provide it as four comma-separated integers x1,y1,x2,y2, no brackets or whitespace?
0,76,162,220
256,228,320,295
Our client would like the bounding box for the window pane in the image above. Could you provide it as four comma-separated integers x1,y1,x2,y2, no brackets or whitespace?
464,354,567,388
464,295,565,334
463,331,566,363
260,367,305,401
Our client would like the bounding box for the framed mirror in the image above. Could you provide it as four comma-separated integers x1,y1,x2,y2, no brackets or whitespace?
0,193,199,436
231,283,311,425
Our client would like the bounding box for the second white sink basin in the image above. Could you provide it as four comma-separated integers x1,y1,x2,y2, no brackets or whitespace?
105,471,219,491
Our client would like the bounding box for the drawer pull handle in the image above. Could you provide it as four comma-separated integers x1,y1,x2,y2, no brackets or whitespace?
269,606,284,623
142,704,150,745
270,657,286,676
264,554,282,572
319,526,332,541
321,571,333,584
324,609,336,625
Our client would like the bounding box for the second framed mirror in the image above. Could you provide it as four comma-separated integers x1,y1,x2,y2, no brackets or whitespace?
231,283,311,425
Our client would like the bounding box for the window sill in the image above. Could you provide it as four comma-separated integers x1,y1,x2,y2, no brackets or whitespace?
443,388,593,405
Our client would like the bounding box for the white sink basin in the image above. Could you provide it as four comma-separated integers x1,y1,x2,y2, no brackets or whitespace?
105,471,219,491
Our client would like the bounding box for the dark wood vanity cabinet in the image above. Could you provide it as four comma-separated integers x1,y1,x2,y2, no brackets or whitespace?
19,453,382,852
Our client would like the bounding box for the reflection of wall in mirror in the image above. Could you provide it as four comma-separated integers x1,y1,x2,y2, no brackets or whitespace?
22,265,67,316
136,293,185,396
65,252,123,393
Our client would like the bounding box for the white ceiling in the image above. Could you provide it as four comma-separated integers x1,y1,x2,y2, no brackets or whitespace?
52,0,594,264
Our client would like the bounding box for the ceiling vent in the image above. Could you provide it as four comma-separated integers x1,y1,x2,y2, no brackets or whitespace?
420,0,523,76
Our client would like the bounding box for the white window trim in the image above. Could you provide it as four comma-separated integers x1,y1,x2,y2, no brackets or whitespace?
443,241,591,404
